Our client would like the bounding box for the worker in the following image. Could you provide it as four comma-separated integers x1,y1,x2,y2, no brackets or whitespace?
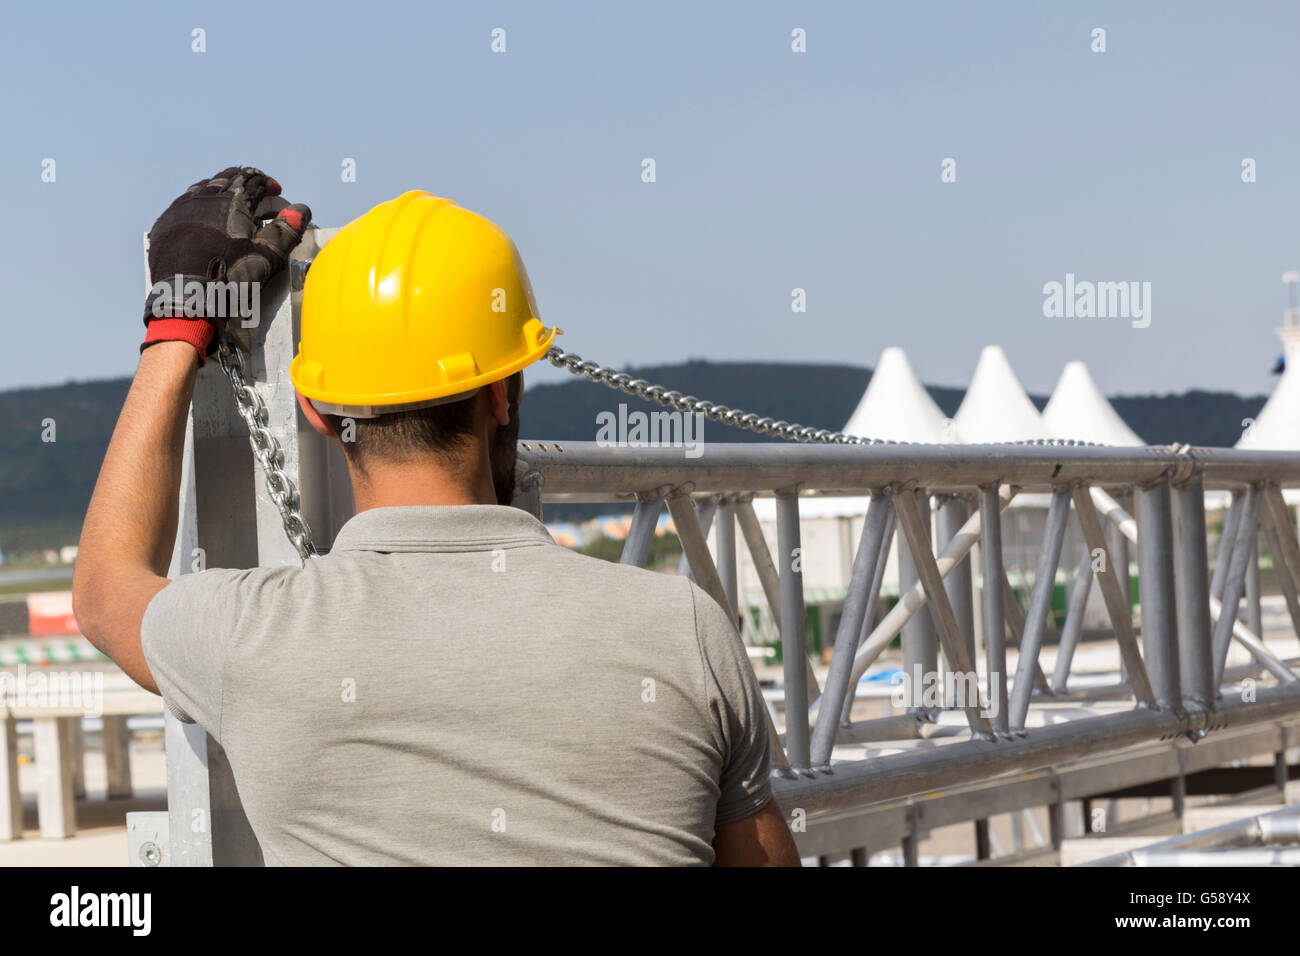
73,168,801,866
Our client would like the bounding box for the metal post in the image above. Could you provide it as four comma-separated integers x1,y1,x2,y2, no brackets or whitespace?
938,496,976,666
810,495,891,765
1210,493,1244,603
666,489,791,774
1212,487,1262,684
1078,488,1157,708
620,493,664,567
1246,536,1262,647
735,498,782,625
1172,478,1215,714
840,507,895,727
899,489,938,717
776,492,811,771
714,500,738,619
1050,546,1094,694
893,490,993,738
1261,486,1300,638
1134,482,1182,711
980,487,1009,733
1008,490,1071,730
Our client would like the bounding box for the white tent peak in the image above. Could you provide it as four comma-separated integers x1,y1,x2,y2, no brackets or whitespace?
953,345,1052,443
1043,361,1143,446
842,346,958,443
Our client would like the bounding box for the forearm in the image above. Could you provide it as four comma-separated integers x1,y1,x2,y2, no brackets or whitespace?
73,342,198,667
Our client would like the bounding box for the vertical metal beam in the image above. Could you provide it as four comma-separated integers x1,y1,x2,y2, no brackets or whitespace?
1050,546,1094,694
1210,493,1244,603
665,490,791,774
937,496,976,665
714,500,738,618
1261,486,1300,638
899,489,937,716
979,487,1009,733
775,492,811,771
893,490,994,738
1078,487,1157,708
0,715,21,840
1212,487,1262,684
161,231,352,866
1008,489,1071,730
1172,478,1215,714
810,494,891,765
620,493,664,567
1246,537,1262,652
1134,482,1182,711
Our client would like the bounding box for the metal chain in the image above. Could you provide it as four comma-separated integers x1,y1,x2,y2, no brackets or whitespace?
546,347,1094,447
216,332,318,562
221,338,1093,562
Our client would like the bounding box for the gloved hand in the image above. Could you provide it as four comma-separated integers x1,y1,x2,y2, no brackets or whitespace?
142,166,312,362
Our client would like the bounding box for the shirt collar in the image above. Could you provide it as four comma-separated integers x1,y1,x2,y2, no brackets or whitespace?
327,505,555,554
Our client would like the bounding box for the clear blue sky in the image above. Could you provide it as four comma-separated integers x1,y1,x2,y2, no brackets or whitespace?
3,1,1297,398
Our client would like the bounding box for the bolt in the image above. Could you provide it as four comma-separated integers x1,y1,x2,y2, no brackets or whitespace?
138,841,162,867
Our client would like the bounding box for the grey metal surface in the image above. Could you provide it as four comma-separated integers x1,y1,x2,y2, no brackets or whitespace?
776,493,811,771
810,495,891,764
1134,482,1182,711
1008,490,1071,729
1172,479,1215,713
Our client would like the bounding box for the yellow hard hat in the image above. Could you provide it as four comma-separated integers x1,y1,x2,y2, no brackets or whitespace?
291,190,560,414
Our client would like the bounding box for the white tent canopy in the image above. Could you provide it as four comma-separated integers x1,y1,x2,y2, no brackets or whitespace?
952,345,1052,443
754,347,952,520
842,346,958,443
1043,361,1143,446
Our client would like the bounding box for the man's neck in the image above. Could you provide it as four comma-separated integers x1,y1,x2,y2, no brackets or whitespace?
348,463,500,512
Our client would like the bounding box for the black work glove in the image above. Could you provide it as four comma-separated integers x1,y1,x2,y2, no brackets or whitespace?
142,166,312,361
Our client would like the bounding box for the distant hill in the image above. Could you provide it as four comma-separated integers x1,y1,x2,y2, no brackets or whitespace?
0,361,1268,555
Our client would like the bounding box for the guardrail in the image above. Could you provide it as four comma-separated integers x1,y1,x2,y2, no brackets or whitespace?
514,441,1300,855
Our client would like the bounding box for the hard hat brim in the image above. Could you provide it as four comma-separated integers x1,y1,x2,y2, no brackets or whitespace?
290,324,558,410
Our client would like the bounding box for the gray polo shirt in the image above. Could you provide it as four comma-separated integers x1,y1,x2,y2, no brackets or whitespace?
141,504,771,866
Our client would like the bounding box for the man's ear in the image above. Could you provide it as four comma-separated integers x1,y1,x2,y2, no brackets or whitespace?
296,390,337,439
485,379,511,427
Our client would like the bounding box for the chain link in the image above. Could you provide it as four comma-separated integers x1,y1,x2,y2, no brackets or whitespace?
545,347,1094,447
216,332,318,562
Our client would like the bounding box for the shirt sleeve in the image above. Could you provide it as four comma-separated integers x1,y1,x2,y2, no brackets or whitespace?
140,567,254,736
687,581,773,826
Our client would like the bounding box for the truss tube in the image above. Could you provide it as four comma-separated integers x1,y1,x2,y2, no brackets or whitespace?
980,487,1010,733
1050,546,1094,695
1134,481,1182,711
1009,490,1071,729
1172,478,1216,713
810,495,892,764
776,492,811,770
772,681,1300,816
899,489,938,717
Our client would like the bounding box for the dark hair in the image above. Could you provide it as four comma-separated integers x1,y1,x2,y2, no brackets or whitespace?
325,372,521,473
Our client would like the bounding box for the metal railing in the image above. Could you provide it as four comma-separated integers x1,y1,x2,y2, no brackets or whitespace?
514,441,1300,849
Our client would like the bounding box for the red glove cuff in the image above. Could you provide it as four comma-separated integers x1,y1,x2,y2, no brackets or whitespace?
142,318,215,364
